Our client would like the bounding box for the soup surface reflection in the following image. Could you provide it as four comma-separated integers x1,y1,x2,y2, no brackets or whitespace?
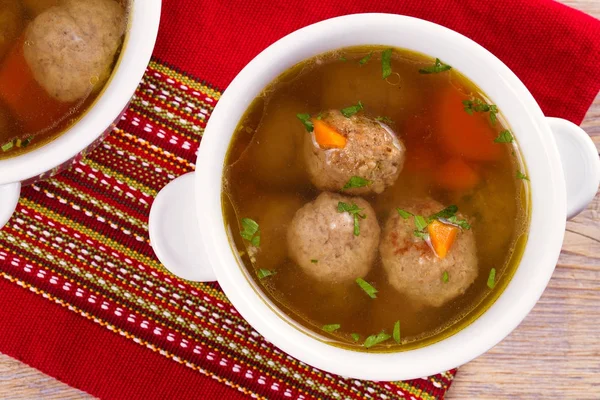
223,46,529,351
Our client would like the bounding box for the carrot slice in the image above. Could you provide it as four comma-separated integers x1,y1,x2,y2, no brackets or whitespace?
428,220,459,259
435,157,480,191
312,118,347,149
437,87,502,162
0,36,73,134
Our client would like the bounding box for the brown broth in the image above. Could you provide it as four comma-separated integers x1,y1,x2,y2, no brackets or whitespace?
0,0,129,159
222,46,529,351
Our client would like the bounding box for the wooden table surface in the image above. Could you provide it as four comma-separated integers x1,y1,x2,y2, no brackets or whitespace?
1,1,599,399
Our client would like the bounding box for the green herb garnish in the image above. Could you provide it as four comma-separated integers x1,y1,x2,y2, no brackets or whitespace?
414,215,428,231
494,130,513,143
446,215,471,230
351,333,360,342
413,230,430,240
419,58,452,74
364,331,391,348
396,208,413,219
310,259,318,264
337,201,366,236
342,176,371,190
240,218,260,247
1,141,14,152
20,138,32,147
462,99,498,125
516,171,529,180
487,268,496,289
322,324,341,333
296,113,314,132
381,48,393,79
341,101,364,118
393,321,401,344
442,271,449,283
339,56,347,62
359,52,373,65
429,205,458,221
356,277,378,299
257,269,276,279
375,116,394,125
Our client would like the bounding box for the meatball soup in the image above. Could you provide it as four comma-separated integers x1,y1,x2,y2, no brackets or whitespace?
223,46,529,351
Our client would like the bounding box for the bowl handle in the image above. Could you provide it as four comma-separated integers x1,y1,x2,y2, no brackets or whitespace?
547,117,600,219
148,172,217,282
0,182,21,230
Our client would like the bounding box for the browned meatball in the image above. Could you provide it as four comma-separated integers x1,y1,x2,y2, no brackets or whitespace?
304,110,405,195
23,0,126,103
0,0,24,60
287,192,380,284
379,198,478,307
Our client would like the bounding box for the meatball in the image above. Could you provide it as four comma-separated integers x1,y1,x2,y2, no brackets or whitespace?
23,0,126,103
0,0,24,60
380,198,478,307
304,110,405,195
287,192,380,284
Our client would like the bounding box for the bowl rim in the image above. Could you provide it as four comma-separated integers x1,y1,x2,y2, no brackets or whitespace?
196,13,566,380
0,0,162,185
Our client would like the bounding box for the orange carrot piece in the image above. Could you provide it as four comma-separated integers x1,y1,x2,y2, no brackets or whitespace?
437,87,502,162
435,157,480,191
312,118,347,149
0,36,72,134
428,220,459,259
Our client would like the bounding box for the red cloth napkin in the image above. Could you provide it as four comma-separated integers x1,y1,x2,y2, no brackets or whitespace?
156,0,600,125
0,1,598,400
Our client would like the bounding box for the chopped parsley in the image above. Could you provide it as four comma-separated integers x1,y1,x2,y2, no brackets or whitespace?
393,321,401,344
442,271,449,283
310,259,318,264
296,113,314,132
364,331,391,348
419,58,452,74
462,98,499,125
358,52,373,65
356,277,378,299
1,141,14,152
342,176,371,190
351,333,361,342
445,215,471,230
240,218,260,247
337,201,366,236
429,205,458,221
408,205,471,239
494,130,514,143
339,56,347,62
340,101,364,118
381,48,393,79
396,208,413,219
516,171,529,180
322,324,341,333
487,268,497,289
414,215,428,231
375,116,394,125
257,269,276,279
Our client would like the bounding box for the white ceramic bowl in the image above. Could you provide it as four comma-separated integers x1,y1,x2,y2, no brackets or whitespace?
149,14,600,381
0,0,162,228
